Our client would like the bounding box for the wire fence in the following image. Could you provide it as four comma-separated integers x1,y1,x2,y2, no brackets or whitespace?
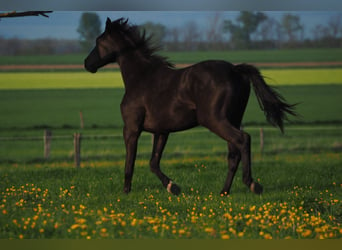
1,126,340,167
0,128,269,167
1,130,126,165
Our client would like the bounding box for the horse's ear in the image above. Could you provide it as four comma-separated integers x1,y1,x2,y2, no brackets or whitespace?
106,18,112,31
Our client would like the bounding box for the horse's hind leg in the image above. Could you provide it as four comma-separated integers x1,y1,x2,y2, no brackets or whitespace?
205,120,263,195
238,131,263,194
220,143,241,195
150,133,181,195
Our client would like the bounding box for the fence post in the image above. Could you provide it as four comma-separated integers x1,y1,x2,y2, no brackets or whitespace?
260,128,264,154
80,111,84,129
44,130,52,159
74,133,81,168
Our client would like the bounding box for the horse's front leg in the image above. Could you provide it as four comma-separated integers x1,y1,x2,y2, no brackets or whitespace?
150,133,181,195
123,126,141,194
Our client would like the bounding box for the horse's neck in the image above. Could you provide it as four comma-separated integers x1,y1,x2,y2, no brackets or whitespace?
118,52,153,88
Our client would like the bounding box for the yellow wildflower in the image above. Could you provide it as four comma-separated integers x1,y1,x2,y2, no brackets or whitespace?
77,218,86,224
221,234,230,239
80,231,88,237
280,209,287,215
223,213,233,220
205,227,215,233
302,229,312,238
264,233,272,239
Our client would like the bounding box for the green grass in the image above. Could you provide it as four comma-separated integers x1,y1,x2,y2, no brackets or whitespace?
0,125,341,239
0,89,121,129
1,48,341,66
0,85,341,131
0,54,86,65
162,48,342,64
0,87,341,239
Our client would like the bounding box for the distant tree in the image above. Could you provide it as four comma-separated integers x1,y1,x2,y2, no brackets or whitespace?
327,14,342,38
139,22,166,47
77,12,102,52
312,14,342,47
182,21,200,50
165,27,181,50
205,12,224,49
256,17,283,48
281,14,303,43
223,11,267,49
257,17,279,41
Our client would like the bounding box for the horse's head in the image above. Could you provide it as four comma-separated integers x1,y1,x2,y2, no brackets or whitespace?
84,17,129,73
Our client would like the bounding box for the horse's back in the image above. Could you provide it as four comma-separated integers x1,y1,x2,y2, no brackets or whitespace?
180,59,249,100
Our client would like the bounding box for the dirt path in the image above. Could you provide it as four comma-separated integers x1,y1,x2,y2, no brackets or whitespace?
1,61,342,70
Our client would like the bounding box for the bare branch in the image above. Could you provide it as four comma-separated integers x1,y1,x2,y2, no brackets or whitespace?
0,11,53,19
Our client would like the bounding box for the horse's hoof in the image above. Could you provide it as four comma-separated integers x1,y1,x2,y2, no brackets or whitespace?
250,182,263,194
220,191,230,196
167,181,181,196
123,187,131,194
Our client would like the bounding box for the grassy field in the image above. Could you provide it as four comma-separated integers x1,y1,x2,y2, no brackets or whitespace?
1,68,342,90
0,72,124,89
163,48,342,64
0,127,341,239
0,49,341,239
1,48,342,65
0,88,341,239
0,85,341,131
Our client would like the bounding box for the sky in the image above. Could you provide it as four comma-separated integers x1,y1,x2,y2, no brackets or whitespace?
1,11,341,40
2,0,342,11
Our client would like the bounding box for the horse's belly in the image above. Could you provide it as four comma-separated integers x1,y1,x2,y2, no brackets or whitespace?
143,110,198,133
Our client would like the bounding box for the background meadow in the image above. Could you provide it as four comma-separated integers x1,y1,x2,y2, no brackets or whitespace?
0,49,341,239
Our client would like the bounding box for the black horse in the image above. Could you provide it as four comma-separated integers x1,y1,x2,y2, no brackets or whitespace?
85,18,296,196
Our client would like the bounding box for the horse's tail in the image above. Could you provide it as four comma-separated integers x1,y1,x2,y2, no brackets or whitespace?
234,63,297,133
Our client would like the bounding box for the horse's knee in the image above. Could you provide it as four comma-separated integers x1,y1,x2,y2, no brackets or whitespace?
150,158,159,174
228,151,241,162
228,151,240,172
242,132,251,148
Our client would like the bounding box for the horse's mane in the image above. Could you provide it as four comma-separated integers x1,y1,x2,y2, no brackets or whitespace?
112,18,174,68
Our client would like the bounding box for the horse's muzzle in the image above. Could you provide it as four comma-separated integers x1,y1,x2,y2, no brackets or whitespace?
84,59,98,73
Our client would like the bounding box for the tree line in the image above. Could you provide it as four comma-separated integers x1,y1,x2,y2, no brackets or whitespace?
1,11,341,56
153,12,342,51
